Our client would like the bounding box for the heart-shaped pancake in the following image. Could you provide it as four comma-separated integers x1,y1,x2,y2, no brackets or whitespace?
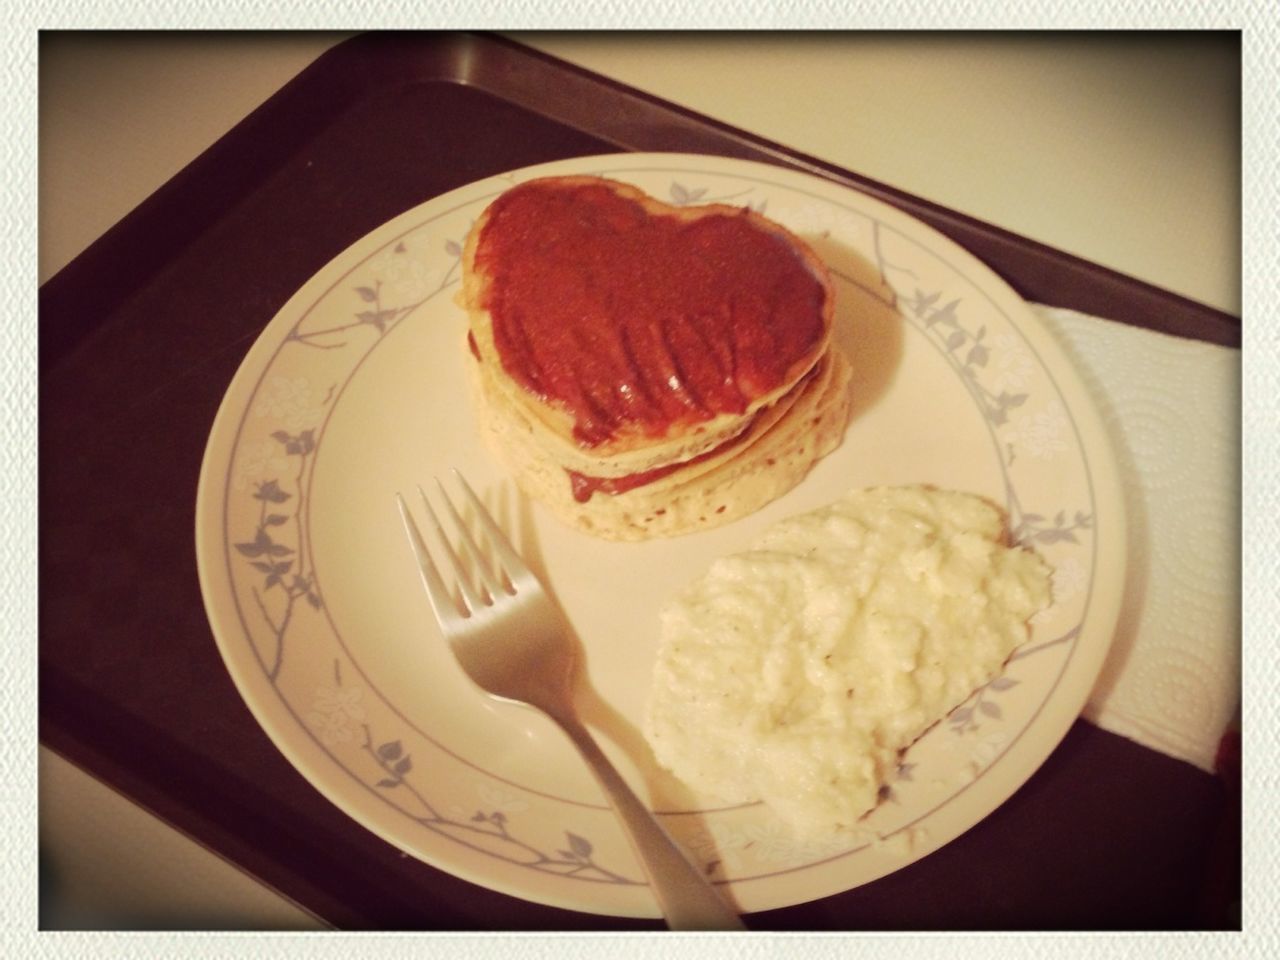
459,175,851,540
463,177,834,451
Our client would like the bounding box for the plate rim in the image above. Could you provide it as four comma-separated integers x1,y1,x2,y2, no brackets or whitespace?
194,151,1127,918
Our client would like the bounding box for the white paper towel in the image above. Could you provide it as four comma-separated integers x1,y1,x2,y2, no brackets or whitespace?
1032,305,1240,773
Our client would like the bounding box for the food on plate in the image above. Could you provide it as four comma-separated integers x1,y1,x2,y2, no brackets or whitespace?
644,486,1053,838
459,174,852,540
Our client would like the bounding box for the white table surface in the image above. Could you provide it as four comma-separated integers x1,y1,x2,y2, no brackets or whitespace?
37,30,1240,930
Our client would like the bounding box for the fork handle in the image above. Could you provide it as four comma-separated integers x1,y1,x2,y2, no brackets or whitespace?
552,714,746,931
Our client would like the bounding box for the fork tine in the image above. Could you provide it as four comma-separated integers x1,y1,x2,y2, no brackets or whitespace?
414,484,486,612
396,493,463,625
434,478,509,600
449,469,530,584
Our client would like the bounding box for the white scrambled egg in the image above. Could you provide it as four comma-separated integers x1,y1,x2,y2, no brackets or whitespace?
644,485,1052,838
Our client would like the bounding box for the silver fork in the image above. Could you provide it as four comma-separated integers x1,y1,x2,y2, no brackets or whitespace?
396,471,744,931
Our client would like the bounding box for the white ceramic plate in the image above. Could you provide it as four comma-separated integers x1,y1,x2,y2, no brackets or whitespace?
195,153,1125,919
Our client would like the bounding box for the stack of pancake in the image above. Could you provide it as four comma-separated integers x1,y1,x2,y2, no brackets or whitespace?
459,175,852,540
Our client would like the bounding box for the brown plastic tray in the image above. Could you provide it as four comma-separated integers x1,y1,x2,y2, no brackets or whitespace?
39,32,1239,931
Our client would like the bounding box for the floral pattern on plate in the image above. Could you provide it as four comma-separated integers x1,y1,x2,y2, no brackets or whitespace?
197,153,1124,917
